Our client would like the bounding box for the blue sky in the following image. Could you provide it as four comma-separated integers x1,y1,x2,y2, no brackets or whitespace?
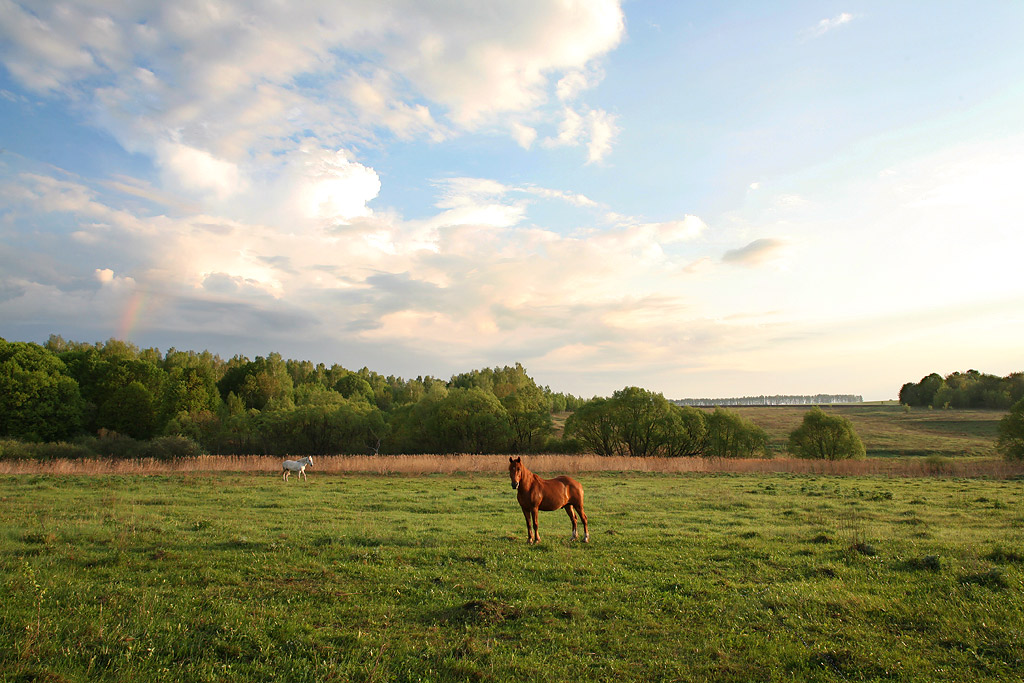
2,1,1022,400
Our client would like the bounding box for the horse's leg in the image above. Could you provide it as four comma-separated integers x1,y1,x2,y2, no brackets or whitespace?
531,508,540,544
579,504,589,543
565,505,578,540
521,507,533,543
283,470,288,482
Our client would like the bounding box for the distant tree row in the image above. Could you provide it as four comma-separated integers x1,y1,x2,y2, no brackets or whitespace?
565,387,771,458
898,370,1024,410
565,388,870,460
0,336,585,456
675,395,862,407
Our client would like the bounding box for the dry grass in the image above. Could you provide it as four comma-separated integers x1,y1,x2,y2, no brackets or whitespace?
2,453,1022,479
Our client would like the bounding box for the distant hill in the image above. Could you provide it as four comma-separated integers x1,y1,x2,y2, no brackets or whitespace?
674,394,863,407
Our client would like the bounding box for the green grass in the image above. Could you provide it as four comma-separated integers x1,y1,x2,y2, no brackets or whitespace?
730,405,1003,458
2,471,1023,682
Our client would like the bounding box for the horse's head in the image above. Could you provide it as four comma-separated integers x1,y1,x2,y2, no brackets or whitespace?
306,456,313,468
508,456,523,489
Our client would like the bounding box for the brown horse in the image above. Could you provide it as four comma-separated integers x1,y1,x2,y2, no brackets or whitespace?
508,456,589,544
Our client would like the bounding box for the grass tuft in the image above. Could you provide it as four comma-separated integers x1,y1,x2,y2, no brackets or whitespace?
959,568,1008,590
851,541,878,557
986,546,1024,564
900,555,942,571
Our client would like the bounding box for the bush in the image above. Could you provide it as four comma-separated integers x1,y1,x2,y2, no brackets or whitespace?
87,430,145,459
997,398,1024,461
0,439,34,460
29,441,95,460
705,408,769,458
140,435,202,460
787,408,865,460
542,436,584,454
0,439,94,460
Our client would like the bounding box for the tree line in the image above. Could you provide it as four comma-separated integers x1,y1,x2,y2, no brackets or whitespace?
0,336,586,457
564,388,869,460
0,335,833,460
17,336,1021,461
566,387,770,458
898,370,1024,410
675,394,862,407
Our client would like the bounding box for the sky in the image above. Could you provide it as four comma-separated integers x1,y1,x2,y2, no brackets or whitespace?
1,1,1022,401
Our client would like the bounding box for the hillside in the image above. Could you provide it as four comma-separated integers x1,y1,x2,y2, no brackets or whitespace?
728,404,1002,458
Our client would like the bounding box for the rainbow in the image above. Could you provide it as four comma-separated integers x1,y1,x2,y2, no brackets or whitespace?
117,289,147,341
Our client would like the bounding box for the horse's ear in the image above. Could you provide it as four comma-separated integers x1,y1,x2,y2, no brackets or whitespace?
514,456,521,463
509,456,514,463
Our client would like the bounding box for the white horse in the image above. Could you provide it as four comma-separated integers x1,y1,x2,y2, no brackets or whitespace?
282,456,314,482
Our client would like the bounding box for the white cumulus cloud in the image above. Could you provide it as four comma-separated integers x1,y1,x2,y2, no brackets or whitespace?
807,12,855,38
156,142,245,200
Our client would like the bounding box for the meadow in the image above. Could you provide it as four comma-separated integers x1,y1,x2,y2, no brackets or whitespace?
729,405,1003,458
3,468,1023,682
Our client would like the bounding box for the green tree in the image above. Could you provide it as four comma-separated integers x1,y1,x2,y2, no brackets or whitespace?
59,345,167,433
610,386,676,458
385,383,449,453
97,380,159,439
0,339,85,441
662,405,708,457
218,353,294,410
899,373,944,407
787,408,865,460
564,397,621,456
162,365,221,422
491,364,552,452
259,400,386,455
334,373,374,403
430,387,512,454
567,391,712,458
997,398,1024,461
166,409,225,453
706,408,769,458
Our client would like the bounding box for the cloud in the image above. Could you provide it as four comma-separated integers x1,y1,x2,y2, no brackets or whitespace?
156,142,245,200
392,1,624,127
556,70,592,101
543,106,620,162
294,146,381,224
510,122,538,149
0,1,625,164
0,1,100,92
3,160,726,380
722,238,788,266
586,109,619,163
807,12,855,38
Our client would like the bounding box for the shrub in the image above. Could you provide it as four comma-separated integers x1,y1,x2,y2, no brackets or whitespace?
140,435,202,460
788,408,865,460
924,455,953,474
89,429,145,459
0,439,34,460
0,439,94,460
29,441,95,460
997,398,1024,461
705,408,769,458
542,436,584,454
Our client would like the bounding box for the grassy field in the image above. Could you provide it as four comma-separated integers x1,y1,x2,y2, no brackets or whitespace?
3,470,1023,682
729,405,1003,458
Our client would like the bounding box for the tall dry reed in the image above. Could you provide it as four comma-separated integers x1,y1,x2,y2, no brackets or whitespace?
1,454,1022,479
